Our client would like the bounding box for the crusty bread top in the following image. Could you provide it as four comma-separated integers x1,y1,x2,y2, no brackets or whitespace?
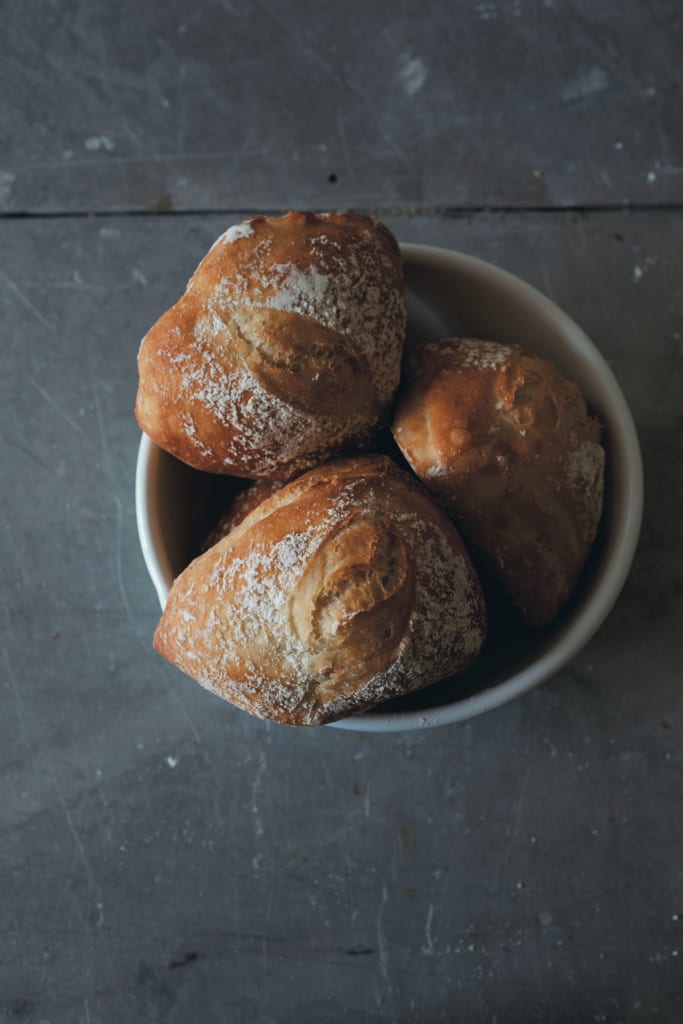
154,454,486,725
136,212,406,478
392,339,604,625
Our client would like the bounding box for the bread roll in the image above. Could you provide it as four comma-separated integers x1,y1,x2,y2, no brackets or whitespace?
155,455,486,725
136,212,406,479
392,339,604,626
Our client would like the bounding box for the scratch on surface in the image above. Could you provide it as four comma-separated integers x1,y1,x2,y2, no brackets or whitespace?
335,113,356,183
492,761,531,888
26,147,272,170
91,374,115,483
168,687,202,746
541,266,558,303
282,868,372,914
50,767,97,891
376,882,392,993
27,375,83,434
50,278,136,293
649,95,674,168
422,902,435,956
3,434,66,479
4,641,40,775
251,750,267,840
0,16,127,92
0,267,55,331
508,760,531,846
5,523,29,587
599,169,614,191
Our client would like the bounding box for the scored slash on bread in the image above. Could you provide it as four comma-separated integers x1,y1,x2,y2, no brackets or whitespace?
154,455,487,726
136,212,406,479
392,338,605,627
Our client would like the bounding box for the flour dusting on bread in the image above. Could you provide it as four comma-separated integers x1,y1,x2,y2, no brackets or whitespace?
565,439,605,540
154,456,486,725
454,339,513,370
136,212,406,478
179,316,356,475
209,220,256,251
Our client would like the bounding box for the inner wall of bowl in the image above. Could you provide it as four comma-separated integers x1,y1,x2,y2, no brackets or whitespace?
157,449,243,584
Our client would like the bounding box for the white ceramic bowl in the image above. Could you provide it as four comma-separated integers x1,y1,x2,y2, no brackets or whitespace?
136,243,643,732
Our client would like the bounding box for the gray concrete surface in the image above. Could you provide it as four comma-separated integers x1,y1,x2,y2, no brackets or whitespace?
1,0,682,213
1,2,682,1022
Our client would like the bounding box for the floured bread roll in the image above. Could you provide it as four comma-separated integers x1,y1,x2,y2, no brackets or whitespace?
136,212,406,479
392,339,605,627
155,455,486,725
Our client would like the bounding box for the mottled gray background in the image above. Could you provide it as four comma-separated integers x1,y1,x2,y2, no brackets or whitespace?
1,1,682,1022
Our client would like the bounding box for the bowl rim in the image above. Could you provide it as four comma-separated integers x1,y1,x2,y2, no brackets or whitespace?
135,242,643,732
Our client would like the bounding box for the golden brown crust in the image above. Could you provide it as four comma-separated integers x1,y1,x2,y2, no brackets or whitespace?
200,478,286,552
136,212,406,479
154,454,486,725
392,339,605,626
